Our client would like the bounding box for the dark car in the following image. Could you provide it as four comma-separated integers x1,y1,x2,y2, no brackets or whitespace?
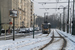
1,29,12,33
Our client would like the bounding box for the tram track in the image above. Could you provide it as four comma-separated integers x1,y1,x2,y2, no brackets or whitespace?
39,30,67,50
39,30,54,50
56,30,67,50
7,32,51,50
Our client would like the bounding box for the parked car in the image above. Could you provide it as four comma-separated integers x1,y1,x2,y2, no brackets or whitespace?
39,27,42,30
29,27,33,32
1,29,12,33
34,27,39,31
25,28,30,33
19,28,26,33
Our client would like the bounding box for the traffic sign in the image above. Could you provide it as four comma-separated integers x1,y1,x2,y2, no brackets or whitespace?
9,22,12,25
2,24,9,30
9,10,18,18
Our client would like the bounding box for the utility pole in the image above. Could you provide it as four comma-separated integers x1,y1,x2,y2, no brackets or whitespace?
0,1,1,36
67,0,70,33
13,18,15,41
63,7,66,32
44,13,46,23
33,14,35,38
60,13,61,30
70,8,72,34
72,0,75,35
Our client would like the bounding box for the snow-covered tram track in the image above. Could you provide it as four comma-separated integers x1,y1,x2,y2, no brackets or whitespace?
1,33,49,50
39,30,54,50
56,30,67,50
39,30,67,50
7,35,50,50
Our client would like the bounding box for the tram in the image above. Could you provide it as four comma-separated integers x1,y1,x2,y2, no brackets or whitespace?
42,22,51,34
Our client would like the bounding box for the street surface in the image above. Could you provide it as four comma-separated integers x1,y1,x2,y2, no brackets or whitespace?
41,30,66,50
0,29,75,50
0,31,42,40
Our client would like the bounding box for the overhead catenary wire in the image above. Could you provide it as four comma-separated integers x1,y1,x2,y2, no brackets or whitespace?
41,4,48,11
38,1,73,4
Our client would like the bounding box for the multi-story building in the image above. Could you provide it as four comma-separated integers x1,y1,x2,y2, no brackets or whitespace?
17,0,32,28
0,0,34,28
0,0,18,24
16,0,33,28
18,0,26,28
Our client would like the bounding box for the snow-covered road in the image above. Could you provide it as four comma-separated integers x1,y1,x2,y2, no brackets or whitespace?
43,30,66,50
0,29,75,50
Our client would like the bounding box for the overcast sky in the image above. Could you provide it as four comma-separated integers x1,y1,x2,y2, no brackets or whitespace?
32,0,73,17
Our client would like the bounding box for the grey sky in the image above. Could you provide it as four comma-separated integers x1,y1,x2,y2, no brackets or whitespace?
32,0,73,16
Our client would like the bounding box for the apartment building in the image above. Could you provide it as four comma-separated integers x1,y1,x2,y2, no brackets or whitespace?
0,0,34,28
16,0,32,28
0,0,18,24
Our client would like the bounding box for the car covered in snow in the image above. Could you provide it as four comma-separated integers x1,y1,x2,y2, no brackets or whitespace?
19,28,26,33
25,28,30,33
29,27,33,32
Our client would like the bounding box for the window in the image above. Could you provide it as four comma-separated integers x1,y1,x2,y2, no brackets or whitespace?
20,16,21,20
9,19,11,21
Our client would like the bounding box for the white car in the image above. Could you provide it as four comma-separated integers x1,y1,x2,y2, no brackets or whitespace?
29,27,33,32
19,28,26,33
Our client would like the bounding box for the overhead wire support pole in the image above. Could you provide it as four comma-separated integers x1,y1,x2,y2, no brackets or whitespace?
63,7,66,32
33,14,35,38
72,0,75,35
0,1,1,36
60,13,61,30
67,0,70,33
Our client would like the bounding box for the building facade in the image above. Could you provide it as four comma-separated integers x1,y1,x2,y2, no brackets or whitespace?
0,0,34,28
0,0,18,24
30,2,34,27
